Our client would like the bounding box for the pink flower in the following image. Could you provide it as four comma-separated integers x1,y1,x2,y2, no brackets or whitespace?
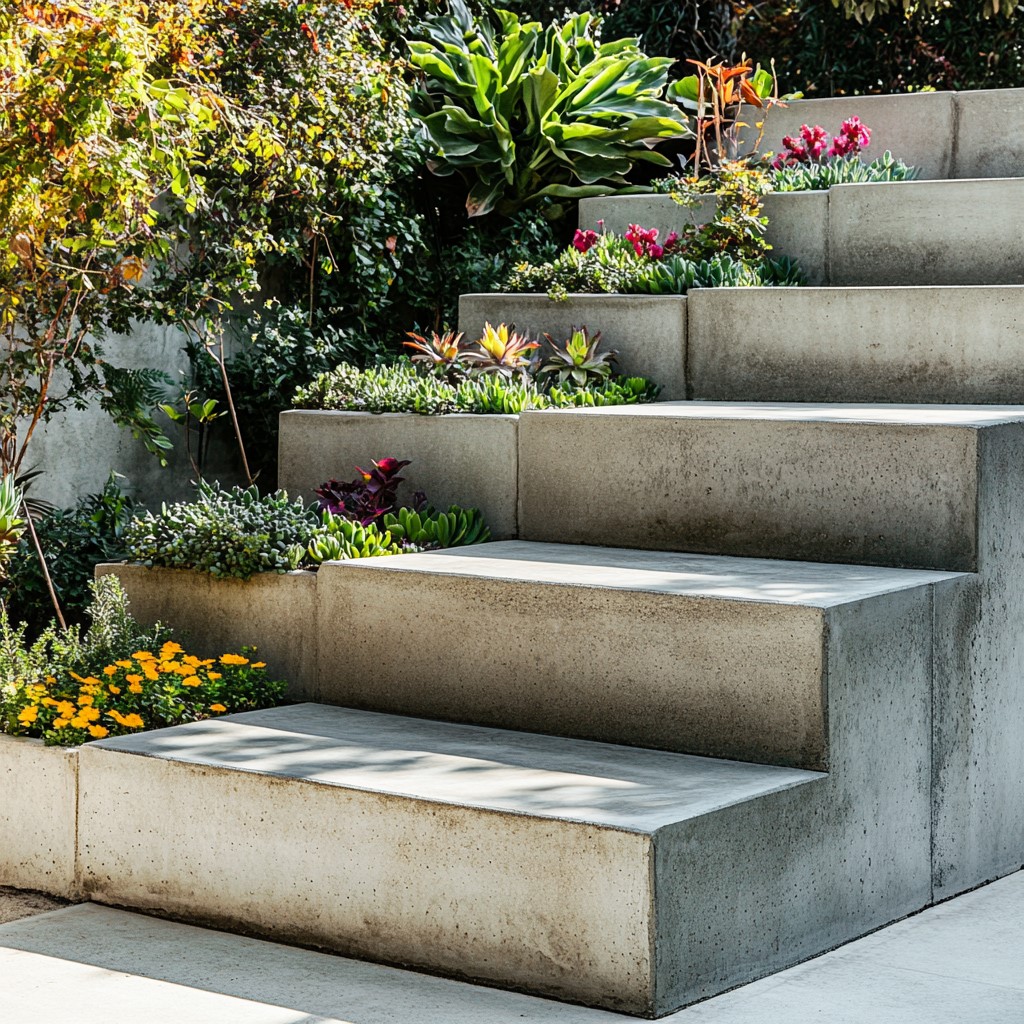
800,124,829,160
624,224,665,259
829,116,871,157
573,229,599,253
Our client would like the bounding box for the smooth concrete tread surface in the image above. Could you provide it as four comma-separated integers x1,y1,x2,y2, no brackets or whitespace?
3,871,1022,1023
339,540,963,607
545,401,1024,427
91,703,820,832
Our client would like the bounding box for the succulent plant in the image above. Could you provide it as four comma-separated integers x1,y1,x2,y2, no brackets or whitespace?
306,515,402,564
293,361,457,415
382,505,490,550
0,475,25,577
538,328,617,387
403,330,468,378
461,322,540,377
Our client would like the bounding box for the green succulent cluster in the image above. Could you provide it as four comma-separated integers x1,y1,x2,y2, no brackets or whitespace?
504,235,803,300
293,362,456,415
768,152,919,192
125,484,314,579
382,506,490,549
305,516,402,565
293,359,661,415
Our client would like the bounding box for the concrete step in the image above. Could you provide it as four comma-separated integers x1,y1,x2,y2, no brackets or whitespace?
75,702,932,1016
517,402,1024,572
460,286,1024,405
315,540,960,769
578,178,1024,288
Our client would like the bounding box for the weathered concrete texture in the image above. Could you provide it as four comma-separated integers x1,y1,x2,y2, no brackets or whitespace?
316,541,959,769
0,886,71,925
76,704,819,1016
458,293,688,400
954,89,1024,179
578,192,829,285
96,563,318,701
0,737,79,898
828,179,1024,286
752,91,957,180
686,287,1024,404
278,410,518,540
930,423,1024,899
516,403,1024,571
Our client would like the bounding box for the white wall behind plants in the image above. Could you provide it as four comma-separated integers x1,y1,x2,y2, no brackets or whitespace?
24,320,245,509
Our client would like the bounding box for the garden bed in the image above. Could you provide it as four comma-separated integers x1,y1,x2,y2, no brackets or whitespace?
0,734,78,898
278,410,519,540
457,295,688,400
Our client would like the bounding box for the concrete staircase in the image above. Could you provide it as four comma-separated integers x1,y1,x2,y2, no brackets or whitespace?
88,89,1024,1018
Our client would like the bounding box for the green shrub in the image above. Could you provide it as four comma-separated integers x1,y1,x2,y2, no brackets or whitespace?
293,361,458,415
768,151,918,191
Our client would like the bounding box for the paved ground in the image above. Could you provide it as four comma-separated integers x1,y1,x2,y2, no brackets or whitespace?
0,885,71,925
0,871,1021,1023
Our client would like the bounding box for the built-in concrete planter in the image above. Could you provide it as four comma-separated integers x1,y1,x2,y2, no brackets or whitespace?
0,735,79,898
279,410,519,540
578,192,829,286
686,285,1024,404
581,177,1024,288
458,293,688,400
96,563,319,701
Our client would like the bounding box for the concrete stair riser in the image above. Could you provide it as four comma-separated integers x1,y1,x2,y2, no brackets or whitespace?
686,287,1024,404
73,686,937,1016
278,410,519,540
458,293,688,400
580,180,1024,288
315,542,959,770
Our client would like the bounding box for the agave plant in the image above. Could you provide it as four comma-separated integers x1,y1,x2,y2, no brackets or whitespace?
403,329,467,377
538,327,617,387
461,322,540,377
0,474,25,578
408,0,689,216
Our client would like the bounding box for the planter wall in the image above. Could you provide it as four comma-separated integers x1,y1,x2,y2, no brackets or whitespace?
457,293,688,400
578,192,829,285
278,410,519,540
0,735,79,898
96,563,319,701
581,178,1024,288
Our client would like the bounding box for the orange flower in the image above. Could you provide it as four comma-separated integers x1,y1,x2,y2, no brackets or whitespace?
128,681,143,694
207,672,222,680
88,725,109,739
182,676,202,688
132,651,155,662
219,653,249,666
103,665,118,677
108,684,121,695
251,662,266,669
77,695,94,706
209,704,227,713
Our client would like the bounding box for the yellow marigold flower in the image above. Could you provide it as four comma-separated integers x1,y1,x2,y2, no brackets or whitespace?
132,651,155,662
122,713,144,729
53,717,69,730
219,654,249,666
88,725,109,739
42,697,59,707
115,660,133,669
108,684,121,695
56,701,76,718
209,704,227,713
207,671,222,680
184,655,201,667
103,665,118,677
251,662,266,669
77,695,94,707
17,706,38,724
28,683,46,695
80,684,101,696
143,665,160,681
70,716,89,729
199,659,215,667
83,677,101,687
160,641,183,655
182,676,202,688
70,671,87,683
128,681,143,694
80,706,100,722
125,674,143,685
45,675,56,684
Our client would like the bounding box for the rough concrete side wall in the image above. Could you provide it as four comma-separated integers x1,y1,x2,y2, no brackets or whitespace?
0,738,79,899
653,587,935,1015
931,423,1024,898
24,322,243,508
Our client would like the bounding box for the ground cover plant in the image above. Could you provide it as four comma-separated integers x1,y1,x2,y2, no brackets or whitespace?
124,466,491,580
0,575,285,746
293,325,661,413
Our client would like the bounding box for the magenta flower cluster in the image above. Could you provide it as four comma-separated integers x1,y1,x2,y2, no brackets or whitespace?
572,221,684,261
772,117,872,169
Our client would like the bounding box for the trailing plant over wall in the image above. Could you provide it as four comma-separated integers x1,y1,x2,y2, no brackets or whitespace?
408,0,690,216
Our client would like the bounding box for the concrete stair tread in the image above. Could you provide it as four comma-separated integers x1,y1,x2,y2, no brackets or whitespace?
92,702,820,833
339,540,961,608
538,400,1024,426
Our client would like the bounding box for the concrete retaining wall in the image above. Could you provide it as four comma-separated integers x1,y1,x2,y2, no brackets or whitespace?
458,293,688,399
278,410,519,540
0,736,79,898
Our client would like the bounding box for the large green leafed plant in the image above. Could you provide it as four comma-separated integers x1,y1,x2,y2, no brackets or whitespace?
408,0,690,216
